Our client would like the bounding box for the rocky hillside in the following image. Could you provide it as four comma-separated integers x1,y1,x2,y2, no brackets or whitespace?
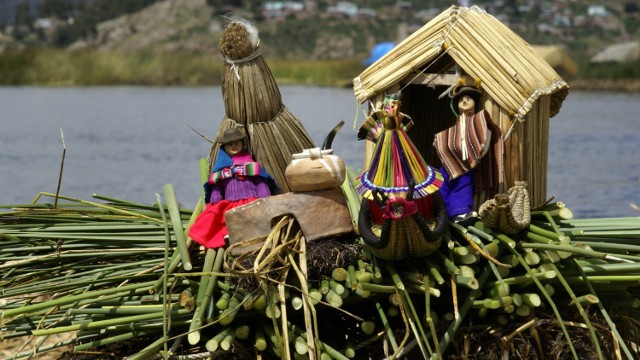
70,0,365,61
73,0,223,55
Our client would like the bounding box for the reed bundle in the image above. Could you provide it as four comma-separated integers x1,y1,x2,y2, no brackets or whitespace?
1,182,640,359
210,18,315,192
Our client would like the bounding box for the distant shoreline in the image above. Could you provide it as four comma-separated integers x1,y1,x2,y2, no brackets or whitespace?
0,49,638,91
568,79,640,93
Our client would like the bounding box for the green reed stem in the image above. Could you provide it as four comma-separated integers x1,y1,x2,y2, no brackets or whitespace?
571,258,635,359
547,262,603,359
163,184,192,271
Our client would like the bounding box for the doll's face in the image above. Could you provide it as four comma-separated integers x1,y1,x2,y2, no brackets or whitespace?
223,140,243,156
457,95,476,114
384,98,399,115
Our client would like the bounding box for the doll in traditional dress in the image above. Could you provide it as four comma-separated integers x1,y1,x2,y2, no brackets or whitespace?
433,83,503,225
189,128,278,249
356,93,448,260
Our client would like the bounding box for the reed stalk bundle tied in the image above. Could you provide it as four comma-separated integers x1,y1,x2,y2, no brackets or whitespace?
211,18,315,192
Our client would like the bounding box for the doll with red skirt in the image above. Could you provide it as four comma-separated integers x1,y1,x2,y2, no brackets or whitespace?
188,128,278,249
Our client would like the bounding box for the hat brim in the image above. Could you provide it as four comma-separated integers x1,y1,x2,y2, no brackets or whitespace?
451,87,482,104
219,134,246,144
219,129,247,145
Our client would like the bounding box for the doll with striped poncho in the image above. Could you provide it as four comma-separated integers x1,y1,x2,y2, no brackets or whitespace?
433,82,504,225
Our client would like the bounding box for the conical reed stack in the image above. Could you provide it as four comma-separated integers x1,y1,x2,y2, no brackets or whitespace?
210,18,315,192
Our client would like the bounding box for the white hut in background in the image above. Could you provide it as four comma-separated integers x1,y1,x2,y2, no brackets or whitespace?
591,41,640,63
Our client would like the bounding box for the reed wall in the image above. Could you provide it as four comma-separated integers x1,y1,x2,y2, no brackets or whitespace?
360,85,551,210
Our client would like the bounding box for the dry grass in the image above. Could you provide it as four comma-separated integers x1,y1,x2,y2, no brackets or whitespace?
447,308,623,360
1,295,76,359
1,333,75,359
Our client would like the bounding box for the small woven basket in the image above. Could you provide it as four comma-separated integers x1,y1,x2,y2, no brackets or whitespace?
479,181,531,234
366,218,442,261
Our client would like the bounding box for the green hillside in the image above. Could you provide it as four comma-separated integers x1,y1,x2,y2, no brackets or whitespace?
1,0,638,88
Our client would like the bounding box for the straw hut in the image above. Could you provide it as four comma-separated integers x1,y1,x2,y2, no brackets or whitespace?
353,5,569,208
533,45,578,79
591,41,640,63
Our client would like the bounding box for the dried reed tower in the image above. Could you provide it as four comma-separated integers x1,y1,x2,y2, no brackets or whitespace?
353,6,570,208
211,18,315,192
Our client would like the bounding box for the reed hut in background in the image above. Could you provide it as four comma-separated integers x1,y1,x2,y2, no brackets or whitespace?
353,5,569,208
533,45,578,79
211,18,315,192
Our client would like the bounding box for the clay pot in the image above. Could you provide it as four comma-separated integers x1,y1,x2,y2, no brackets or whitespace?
285,148,346,192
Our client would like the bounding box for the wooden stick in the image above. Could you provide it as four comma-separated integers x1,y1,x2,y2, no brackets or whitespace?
54,128,66,209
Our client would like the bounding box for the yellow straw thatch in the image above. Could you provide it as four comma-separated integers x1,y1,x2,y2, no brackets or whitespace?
353,6,569,122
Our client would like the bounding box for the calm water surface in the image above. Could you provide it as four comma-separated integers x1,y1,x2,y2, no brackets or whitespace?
0,86,638,218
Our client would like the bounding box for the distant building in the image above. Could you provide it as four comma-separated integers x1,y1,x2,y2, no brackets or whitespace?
591,41,640,63
263,1,305,21
533,45,578,78
553,14,571,27
588,5,608,17
414,8,441,22
396,2,412,11
537,23,556,34
35,18,53,30
264,1,304,12
573,14,588,26
358,8,377,18
327,2,358,18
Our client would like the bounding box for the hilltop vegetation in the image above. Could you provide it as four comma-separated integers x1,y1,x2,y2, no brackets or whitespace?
1,0,639,88
4,0,638,59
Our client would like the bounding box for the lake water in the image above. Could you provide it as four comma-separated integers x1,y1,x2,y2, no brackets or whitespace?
0,86,638,218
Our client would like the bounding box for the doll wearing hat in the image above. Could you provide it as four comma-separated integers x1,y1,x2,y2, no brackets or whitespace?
433,84,503,224
189,128,278,249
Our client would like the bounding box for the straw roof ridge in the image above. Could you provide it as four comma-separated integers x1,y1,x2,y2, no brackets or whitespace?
353,5,569,120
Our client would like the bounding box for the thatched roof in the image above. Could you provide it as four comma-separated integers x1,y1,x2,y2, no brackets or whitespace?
533,45,578,78
591,41,640,63
353,6,569,121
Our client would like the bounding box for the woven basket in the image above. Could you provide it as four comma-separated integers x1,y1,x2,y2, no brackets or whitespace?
366,218,442,261
479,181,531,234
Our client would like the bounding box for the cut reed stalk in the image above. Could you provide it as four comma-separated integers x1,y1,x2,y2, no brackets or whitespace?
163,184,192,271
